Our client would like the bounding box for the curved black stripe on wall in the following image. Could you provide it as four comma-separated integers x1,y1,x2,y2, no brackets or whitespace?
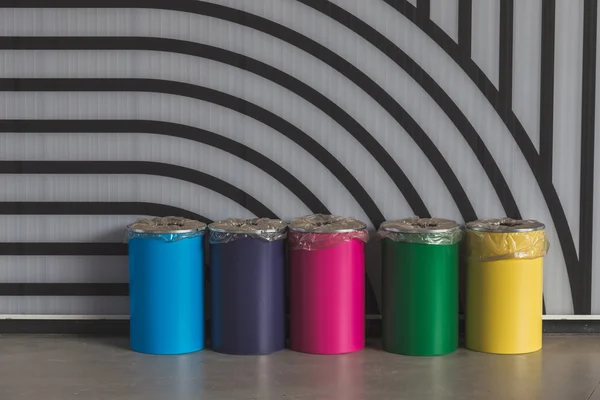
0,160,277,219
416,0,430,17
0,78,385,226
0,201,211,224
381,0,583,313
298,0,521,220
0,283,128,296
0,37,426,219
0,243,127,255
0,119,329,215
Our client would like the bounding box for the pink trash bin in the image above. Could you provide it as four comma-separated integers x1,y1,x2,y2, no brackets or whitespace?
288,214,369,354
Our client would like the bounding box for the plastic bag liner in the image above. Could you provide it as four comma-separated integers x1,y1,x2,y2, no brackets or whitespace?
466,218,548,261
377,217,462,245
125,216,206,243
208,218,287,244
288,214,369,251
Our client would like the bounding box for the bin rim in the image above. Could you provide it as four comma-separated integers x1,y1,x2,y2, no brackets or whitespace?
208,218,287,234
127,216,207,234
379,217,460,234
466,218,545,233
288,214,367,233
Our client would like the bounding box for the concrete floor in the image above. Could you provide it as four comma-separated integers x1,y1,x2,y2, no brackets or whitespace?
0,335,599,400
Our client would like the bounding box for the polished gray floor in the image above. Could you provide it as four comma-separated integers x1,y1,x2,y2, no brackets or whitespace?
0,335,599,399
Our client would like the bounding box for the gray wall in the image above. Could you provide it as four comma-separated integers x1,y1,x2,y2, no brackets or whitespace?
0,0,597,318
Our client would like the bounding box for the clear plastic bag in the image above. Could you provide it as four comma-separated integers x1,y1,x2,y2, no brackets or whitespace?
466,218,548,261
377,217,463,245
287,230,370,251
208,218,287,244
125,216,206,243
288,214,369,251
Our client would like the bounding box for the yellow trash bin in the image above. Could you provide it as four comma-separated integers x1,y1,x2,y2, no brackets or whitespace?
465,218,547,354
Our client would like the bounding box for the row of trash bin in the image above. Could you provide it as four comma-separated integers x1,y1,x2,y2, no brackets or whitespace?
126,214,548,357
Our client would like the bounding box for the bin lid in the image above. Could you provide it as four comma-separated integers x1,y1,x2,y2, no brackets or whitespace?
208,218,287,234
289,214,367,233
127,216,206,234
379,217,460,234
466,218,545,233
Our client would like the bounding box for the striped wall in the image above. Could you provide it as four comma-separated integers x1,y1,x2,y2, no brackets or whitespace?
0,0,597,321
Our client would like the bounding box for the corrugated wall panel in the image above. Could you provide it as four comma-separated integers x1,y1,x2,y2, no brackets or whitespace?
471,0,501,88
553,0,584,256
0,256,127,283
431,0,459,42
0,1,597,317
513,0,542,151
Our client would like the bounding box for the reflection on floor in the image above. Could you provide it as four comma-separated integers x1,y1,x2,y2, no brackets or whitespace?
0,334,598,400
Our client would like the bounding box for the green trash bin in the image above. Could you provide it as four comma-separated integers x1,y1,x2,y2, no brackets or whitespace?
379,217,463,356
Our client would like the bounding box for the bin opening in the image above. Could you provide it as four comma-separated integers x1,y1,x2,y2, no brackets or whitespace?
377,217,462,245
288,214,367,233
156,220,187,229
467,218,545,233
500,221,519,227
413,222,439,229
314,221,335,228
231,220,260,227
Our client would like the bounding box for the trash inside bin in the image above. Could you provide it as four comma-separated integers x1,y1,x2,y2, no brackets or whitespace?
379,217,462,356
288,214,369,355
208,218,287,355
465,218,547,354
126,216,206,355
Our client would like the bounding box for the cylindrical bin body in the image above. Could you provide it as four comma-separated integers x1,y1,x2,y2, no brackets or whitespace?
379,218,462,356
465,218,547,354
127,217,206,355
208,218,287,355
288,214,369,355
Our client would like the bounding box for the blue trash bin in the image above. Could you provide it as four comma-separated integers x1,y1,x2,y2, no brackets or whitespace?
208,218,287,355
126,216,206,355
